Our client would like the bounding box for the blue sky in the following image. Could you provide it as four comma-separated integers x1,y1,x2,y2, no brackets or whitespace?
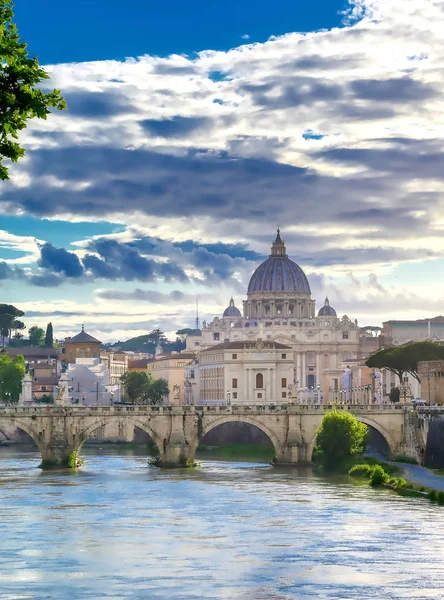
17,0,346,64
2,0,444,342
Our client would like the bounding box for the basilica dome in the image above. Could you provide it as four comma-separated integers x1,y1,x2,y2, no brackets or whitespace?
247,230,311,295
318,297,337,317
223,297,242,317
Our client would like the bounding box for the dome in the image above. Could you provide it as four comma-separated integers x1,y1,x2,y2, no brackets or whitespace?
318,297,337,317
223,297,242,317
247,229,311,295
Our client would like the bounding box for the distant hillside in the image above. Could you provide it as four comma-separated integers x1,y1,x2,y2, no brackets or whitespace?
105,334,186,354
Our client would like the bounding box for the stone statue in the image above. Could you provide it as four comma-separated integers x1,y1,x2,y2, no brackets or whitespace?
255,338,264,350
173,384,181,400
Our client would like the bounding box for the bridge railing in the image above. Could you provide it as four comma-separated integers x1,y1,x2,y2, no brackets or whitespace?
0,403,407,416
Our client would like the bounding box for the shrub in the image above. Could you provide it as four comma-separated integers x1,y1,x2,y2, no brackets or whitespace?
391,455,418,465
349,464,373,478
428,490,437,501
437,492,444,505
370,465,390,487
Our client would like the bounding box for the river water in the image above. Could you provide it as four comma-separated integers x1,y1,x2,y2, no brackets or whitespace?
1,446,444,600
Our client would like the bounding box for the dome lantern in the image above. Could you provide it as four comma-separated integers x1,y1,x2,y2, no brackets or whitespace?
318,297,337,317
223,297,242,318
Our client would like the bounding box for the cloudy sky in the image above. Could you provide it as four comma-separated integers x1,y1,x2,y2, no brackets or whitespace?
1,0,444,342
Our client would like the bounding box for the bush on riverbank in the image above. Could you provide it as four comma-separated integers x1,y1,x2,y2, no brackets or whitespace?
314,411,369,472
392,455,418,465
196,443,274,462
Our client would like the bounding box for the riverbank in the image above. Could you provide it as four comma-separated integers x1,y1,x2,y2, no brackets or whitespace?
196,443,274,462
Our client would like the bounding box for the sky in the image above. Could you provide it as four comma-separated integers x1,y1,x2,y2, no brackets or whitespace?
1,0,444,343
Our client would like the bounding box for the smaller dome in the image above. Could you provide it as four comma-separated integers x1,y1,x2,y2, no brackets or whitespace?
223,297,242,318
318,297,337,317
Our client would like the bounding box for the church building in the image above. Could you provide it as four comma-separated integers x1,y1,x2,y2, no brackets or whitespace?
186,230,363,402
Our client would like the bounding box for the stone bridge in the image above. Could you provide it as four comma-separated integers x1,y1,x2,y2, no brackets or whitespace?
0,404,412,468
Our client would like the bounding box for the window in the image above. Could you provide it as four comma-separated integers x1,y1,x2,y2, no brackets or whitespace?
195,341,200,346
213,332,220,341
232,378,238,389
232,353,237,360
256,373,264,388
343,331,349,340
281,378,287,388
282,391,287,399
257,392,263,399
232,392,238,399
282,353,287,359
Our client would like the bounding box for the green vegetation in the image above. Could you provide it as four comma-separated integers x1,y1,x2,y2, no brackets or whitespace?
313,410,369,471
196,443,274,462
34,394,54,404
0,352,25,402
28,326,44,347
120,371,169,404
0,0,66,180
349,462,444,505
44,323,54,348
64,451,83,469
389,386,401,403
392,455,418,464
366,340,444,383
107,329,186,354
0,303,25,346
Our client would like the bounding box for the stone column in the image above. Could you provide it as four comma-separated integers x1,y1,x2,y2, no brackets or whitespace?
272,368,277,402
296,352,301,387
247,302,252,318
19,374,32,404
257,301,262,318
301,353,306,388
284,300,289,317
270,300,275,318
316,353,320,388
244,368,248,403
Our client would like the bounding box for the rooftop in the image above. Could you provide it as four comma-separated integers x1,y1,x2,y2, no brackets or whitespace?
65,325,101,344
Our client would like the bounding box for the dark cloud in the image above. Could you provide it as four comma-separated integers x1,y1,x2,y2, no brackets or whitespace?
38,243,84,278
172,240,263,261
350,77,437,102
96,289,188,303
140,116,212,138
0,261,23,280
29,273,64,287
65,91,136,118
241,77,343,108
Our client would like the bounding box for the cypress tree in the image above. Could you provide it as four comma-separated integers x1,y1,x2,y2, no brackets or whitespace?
45,322,54,347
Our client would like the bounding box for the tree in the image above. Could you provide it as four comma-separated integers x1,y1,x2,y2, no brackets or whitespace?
389,387,401,403
28,325,44,346
120,371,150,403
0,1,66,180
0,303,24,346
366,341,444,382
0,352,25,402
44,322,54,347
314,410,369,471
145,378,169,405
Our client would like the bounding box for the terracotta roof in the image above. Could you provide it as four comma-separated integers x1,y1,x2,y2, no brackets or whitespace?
200,341,292,352
128,359,150,369
65,327,101,344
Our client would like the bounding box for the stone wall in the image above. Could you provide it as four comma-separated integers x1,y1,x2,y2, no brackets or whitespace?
425,416,444,467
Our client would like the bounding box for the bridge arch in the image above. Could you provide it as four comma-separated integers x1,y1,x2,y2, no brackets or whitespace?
306,414,395,462
188,415,284,461
74,417,164,457
0,417,45,456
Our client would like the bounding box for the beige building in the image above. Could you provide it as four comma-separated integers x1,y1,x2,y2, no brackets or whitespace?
63,326,101,364
198,340,294,404
383,317,444,346
100,352,129,385
187,230,363,402
419,360,444,405
146,352,195,404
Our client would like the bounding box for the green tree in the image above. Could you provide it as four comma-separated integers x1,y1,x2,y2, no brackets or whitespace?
44,322,53,347
0,352,25,402
389,386,401,403
28,325,44,346
120,371,150,403
0,303,24,346
145,378,169,405
366,341,444,382
314,410,369,471
0,1,66,180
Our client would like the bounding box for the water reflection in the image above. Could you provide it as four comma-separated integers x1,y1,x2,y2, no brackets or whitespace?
0,446,443,599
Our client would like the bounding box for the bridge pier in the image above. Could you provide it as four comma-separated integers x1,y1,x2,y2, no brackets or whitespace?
40,443,75,469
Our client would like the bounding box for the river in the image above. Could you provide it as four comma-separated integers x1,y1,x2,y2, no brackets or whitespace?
1,446,444,599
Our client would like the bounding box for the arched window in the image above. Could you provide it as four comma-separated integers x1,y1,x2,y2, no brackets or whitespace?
256,373,264,389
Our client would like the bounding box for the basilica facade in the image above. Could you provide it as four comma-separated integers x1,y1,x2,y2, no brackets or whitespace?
186,230,366,402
